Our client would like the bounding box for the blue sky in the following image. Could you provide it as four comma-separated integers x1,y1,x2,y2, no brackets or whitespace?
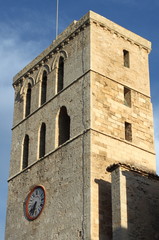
0,0,159,238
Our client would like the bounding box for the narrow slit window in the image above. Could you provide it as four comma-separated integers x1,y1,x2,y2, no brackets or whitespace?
41,71,47,105
22,135,29,169
58,106,70,146
25,83,32,117
57,57,64,92
123,50,130,68
125,122,132,142
124,87,131,107
39,123,46,158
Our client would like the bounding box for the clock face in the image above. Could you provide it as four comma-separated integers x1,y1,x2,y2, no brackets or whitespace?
25,186,45,221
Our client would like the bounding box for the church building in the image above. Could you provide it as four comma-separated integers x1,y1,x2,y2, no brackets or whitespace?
5,11,158,240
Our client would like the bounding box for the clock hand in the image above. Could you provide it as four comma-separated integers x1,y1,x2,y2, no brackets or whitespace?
30,201,37,215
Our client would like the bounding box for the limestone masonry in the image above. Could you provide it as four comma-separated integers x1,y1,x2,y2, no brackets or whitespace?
5,11,157,240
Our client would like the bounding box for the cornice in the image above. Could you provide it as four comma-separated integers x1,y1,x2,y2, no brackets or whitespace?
106,162,158,180
13,19,91,87
90,18,151,53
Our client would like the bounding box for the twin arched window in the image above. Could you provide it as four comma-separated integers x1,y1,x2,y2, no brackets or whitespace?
22,106,70,170
24,56,65,118
22,123,46,170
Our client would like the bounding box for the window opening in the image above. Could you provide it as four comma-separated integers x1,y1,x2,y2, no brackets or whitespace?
41,71,47,105
25,83,32,117
57,57,64,92
124,87,131,107
123,50,130,68
22,135,29,169
125,122,132,142
39,123,46,158
58,106,70,145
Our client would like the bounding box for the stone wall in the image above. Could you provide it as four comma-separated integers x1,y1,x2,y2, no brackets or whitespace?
89,11,155,240
6,14,91,240
6,135,91,240
90,12,151,96
110,165,159,240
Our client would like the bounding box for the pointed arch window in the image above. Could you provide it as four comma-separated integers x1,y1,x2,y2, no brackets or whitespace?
41,71,47,105
58,106,70,145
22,134,29,169
39,123,46,158
25,83,32,117
57,57,64,92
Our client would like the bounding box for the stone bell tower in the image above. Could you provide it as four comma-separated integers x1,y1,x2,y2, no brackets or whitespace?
5,11,155,240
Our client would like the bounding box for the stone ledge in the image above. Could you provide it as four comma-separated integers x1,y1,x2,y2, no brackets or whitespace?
106,162,158,179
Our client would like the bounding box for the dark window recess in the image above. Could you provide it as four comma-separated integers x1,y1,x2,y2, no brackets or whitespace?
124,87,131,107
125,122,132,142
57,57,64,92
41,71,47,105
58,106,70,145
39,123,46,158
23,135,29,169
25,83,32,117
123,50,130,68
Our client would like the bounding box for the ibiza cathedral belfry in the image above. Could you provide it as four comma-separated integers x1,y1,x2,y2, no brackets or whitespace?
5,11,158,240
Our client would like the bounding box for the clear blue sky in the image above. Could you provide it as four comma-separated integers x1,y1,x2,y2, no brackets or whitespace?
0,0,159,238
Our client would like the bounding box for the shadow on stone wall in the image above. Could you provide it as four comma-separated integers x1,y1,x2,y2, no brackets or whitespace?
95,179,112,240
113,227,128,240
15,91,23,102
94,170,159,240
122,170,159,240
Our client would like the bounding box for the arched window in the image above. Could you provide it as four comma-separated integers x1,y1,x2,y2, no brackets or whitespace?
39,123,46,158
58,106,70,145
41,71,47,105
22,135,29,169
25,83,32,117
57,57,64,92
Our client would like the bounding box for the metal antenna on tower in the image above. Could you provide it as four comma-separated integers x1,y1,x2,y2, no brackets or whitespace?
56,0,59,39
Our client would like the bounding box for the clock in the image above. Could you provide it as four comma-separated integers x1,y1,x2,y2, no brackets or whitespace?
25,185,46,221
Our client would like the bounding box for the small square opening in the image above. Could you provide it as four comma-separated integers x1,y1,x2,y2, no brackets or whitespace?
123,50,130,68
124,87,131,107
125,122,132,142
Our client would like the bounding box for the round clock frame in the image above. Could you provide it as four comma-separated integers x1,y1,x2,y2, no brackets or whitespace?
25,185,46,221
